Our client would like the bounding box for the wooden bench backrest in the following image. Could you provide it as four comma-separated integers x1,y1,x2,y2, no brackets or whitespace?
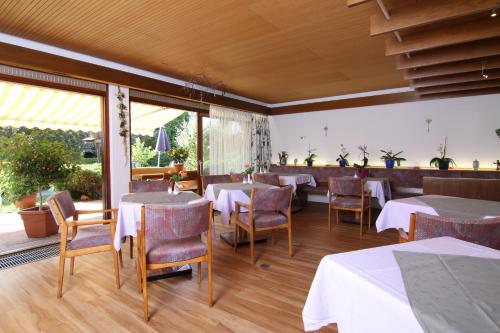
423,177,500,202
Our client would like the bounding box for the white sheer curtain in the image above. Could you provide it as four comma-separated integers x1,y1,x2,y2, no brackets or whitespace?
209,105,252,175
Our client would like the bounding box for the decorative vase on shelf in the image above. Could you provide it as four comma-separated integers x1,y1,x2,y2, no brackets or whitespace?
353,170,359,178
278,151,289,166
358,168,368,179
473,159,479,171
385,160,395,169
339,160,347,168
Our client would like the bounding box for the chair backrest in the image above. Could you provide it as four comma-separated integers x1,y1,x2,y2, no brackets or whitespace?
201,174,231,191
47,190,76,225
411,212,500,250
142,200,212,245
328,177,363,196
251,185,293,216
230,172,245,183
253,173,280,186
129,180,170,193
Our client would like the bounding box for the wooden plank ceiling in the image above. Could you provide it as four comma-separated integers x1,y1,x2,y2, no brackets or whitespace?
0,0,407,104
349,0,500,98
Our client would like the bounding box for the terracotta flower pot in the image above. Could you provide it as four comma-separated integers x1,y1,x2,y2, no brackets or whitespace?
173,163,184,172
18,206,59,238
15,193,37,209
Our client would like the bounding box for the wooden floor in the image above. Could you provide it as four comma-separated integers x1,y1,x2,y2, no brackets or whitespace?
0,204,398,333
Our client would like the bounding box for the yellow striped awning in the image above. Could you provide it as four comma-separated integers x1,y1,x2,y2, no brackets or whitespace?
0,80,186,135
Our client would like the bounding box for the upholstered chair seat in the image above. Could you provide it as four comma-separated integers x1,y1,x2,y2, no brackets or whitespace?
146,236,207,264
330,196,369,209
69,225,112,250
238,211,287,228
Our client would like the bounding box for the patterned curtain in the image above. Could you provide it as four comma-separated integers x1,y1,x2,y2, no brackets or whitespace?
251,113,272,169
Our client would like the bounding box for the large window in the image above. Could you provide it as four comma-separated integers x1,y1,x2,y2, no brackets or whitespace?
129,102,198,174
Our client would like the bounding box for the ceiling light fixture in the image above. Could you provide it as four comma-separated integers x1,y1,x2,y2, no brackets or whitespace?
481,62,489,79
491,8,497,17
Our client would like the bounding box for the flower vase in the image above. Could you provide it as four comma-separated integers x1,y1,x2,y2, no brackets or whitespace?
438,160,450,170
173,182,180,195
385,160,395,169
339,160,347,168
247,174,252,184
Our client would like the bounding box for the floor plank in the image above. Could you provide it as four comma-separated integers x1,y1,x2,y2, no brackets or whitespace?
0,204,398,332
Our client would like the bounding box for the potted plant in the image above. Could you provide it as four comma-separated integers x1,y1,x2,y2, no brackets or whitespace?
353,145,369,178
0,134,75,238
304,146,317,167
168,146,189,172
168,172,185,194
430,137,456,170
380,150,406,169
336,144,349,167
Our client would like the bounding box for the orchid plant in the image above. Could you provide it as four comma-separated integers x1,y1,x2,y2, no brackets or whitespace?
430,137,456,169
380,150,406,166
335,144,350,165
353,144,369,169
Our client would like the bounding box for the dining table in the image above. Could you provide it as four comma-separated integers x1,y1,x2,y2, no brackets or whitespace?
327,177,392,207
277,173,316,192
115,191,204,280
376,194,500,232
302,236,500,333
203,182,276,246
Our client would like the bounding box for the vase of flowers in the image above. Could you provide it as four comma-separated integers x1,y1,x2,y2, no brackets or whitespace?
336,144,349,167
353,145,369,178
243,164,254,184
168,146,189,172
380,150,406,169
168,172,185,194
430,137,455,170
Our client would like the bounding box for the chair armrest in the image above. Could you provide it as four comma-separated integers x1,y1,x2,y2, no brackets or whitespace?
76,208,118,215
235,201,250,212
67,219,116,227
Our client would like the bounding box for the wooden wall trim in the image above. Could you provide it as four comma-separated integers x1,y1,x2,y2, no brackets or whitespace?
269,92,420,115
0,42,269,114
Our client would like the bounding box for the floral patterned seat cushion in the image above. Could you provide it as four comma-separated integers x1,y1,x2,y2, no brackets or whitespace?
69,225,112,250
238,211,287,228
330,196,368,209
146,236,207,264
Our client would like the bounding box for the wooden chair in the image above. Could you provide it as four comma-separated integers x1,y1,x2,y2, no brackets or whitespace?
234,185,293,264
230,172,245,183
47,191,120,298
201,174,231,195
253,173,281,186
399,212,500,250
137,200,214,321
327,177,371,237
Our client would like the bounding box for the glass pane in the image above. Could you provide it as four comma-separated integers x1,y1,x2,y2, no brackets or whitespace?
202,116,210,174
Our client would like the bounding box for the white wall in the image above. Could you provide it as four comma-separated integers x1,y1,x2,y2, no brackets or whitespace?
270,94,500,169
108,85,131,207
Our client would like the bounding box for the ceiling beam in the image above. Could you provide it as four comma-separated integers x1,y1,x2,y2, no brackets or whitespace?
396,37,500,69
410,68,500,88
404,55,500,79
419,87,500,99
416,79,500,95
386,18,500,56
347,0,371,7
0,42,269,114
371,0,499,36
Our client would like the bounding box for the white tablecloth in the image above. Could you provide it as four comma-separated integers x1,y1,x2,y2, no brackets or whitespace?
302,237,500,332
376,195,438,233
278,173,316,192
114,191,202,250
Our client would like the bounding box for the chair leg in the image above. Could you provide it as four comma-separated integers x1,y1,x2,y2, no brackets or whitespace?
142,261,148,321
368,207,372,230
136,256,142,293
57,255,65,298
250,230,255,264
112,250,121,289
336,209,340,225
233,223,238,253
288,226,293,258
119,250,123,268
70,257,75,275
129,236,134,259
328,203,332,231
359,210,364,237
208,258,213,307
197,262,202,284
